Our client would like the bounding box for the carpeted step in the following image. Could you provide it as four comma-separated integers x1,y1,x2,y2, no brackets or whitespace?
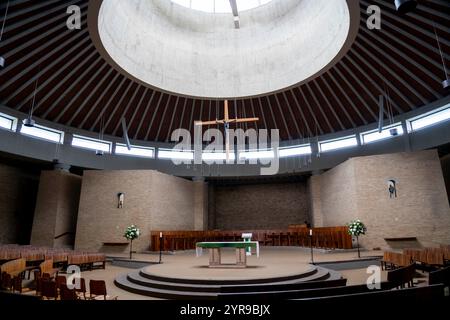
138,266,318,285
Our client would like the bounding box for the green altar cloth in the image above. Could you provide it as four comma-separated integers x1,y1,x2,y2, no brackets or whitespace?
196,242,257,248
196,241,260,258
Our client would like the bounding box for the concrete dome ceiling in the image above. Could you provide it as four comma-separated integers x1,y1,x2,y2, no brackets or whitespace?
96,0,356,98
0,0,449,143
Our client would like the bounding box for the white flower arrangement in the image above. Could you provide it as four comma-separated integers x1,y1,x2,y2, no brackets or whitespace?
124,225,140,241
347,220,366,258
347,219,367,237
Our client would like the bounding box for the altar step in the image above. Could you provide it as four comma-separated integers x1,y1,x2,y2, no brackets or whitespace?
138,265,319,285
114,266,342,300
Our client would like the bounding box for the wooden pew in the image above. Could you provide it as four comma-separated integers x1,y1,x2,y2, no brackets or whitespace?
404,247,446,268
39,259,60,278
0,258,26,277
218,281,395,301
150,227,353,252
381,252,412,270
293,284,445,306
0,246,106,273
429,266,450,286
0,258,28,293
387,263,416,288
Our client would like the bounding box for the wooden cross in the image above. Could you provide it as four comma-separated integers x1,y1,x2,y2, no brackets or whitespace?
195,100,259,161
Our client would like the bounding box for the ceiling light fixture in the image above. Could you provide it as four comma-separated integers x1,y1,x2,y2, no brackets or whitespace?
378,94,384,133
378,85,399,136
0,0,10,68
384,86,398,136
394,0,417,14
433,24,449,90
23,67,41,128
121,117,132,151
96,116,105,156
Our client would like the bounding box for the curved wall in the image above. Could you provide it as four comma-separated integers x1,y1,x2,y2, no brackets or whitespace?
91,0,359,98
1,97,449,177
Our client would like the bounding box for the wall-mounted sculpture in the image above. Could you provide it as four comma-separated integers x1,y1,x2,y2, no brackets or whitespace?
388,180,397,198
118,193,124,208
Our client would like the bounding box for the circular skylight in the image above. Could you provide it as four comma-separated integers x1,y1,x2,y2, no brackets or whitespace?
97,0,356,98
171,0,273,13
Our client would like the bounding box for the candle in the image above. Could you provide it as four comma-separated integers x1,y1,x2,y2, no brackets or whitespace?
159,232,163,238
309,229,313,236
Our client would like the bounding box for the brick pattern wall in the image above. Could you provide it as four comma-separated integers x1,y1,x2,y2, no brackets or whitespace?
30,172,58,246
441,155,450,205
54,172,81,247
315,159,358,228
75,170,198,253
211,182,309,230
193,180,208,231
308,175,323,227
0,163,38,244
31,170,82,248
310,150,450,250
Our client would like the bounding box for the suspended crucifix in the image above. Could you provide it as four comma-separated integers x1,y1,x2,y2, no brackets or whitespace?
194,100,259,162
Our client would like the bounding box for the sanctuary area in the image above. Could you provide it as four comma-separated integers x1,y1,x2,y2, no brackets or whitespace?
0,0,449,310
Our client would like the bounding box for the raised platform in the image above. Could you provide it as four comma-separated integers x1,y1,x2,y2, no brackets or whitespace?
315,257,382,271
114,248,343,299
107,257,159,269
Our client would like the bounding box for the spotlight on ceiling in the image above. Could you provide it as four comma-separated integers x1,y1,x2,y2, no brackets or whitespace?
394,0,417,14
52,159,71,172
443,79,450,90
22,116,35,127
390,128,399,136
0,56,4,68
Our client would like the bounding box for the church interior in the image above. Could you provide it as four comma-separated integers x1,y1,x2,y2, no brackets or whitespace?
0,0,449,310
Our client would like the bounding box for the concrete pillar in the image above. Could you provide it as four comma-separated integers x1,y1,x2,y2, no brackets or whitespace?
193,177,208,231
208,184,216,230
401,120,412,152
308,173,323,227
30,170,82,248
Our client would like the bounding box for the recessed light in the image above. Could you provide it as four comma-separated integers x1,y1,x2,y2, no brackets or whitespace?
394,0,417,14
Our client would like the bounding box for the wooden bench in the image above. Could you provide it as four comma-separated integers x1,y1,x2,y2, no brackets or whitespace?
150,227,353,252
387,263,416,289
404,247,447,268
39,259,60,278
218,281,393,300
291,284,446,306
68,253,106,270
429,266,450,286
381,252,412,270
1,258,26,276
0,258,30,292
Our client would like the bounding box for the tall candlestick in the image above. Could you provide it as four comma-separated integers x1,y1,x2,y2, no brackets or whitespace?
159,232,163,264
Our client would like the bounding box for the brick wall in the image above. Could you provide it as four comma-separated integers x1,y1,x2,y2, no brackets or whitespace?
75,170,200,253
211,182,309,230
30,170,81,248
441,154,450,205
0,163,39,244
310,150,450,250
